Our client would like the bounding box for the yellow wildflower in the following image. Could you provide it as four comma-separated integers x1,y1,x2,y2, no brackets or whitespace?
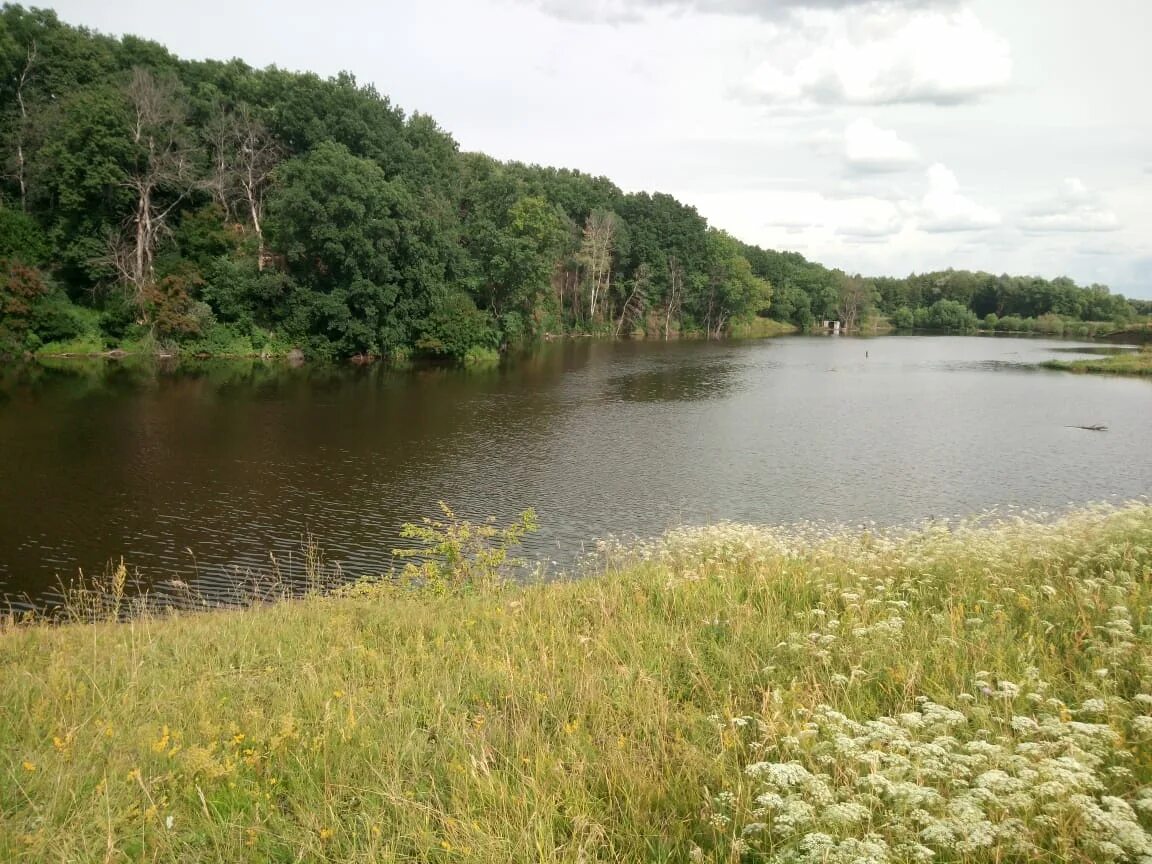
152,725,171,753
22,761,36,773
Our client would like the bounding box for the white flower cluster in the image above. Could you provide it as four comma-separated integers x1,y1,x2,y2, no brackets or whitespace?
716,697,1152,863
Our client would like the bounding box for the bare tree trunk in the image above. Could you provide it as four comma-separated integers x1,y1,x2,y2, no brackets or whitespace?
118,67,195,318
204,103,280,270
580,211,616,324
13,42,37,211
664,257,683,340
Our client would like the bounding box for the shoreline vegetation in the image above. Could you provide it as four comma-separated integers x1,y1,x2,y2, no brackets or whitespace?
4,503,1152,861
1,6,1149,367
1041,345,1152,378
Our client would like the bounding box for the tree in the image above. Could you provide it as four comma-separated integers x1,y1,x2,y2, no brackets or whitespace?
689,231,768,338
837,274,876,332
266,141,415,356
578,209,617,323
109,67,197,317
204,103,281,269
614,261,650,337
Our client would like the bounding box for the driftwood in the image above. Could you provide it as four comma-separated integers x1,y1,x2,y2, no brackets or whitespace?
1065,424,1108,432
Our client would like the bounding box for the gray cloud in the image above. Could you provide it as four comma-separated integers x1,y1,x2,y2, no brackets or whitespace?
1019,179,1120,234
835,222,902,242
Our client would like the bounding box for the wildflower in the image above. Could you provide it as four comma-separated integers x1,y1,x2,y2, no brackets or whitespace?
152,725,171,753
22,761,36,773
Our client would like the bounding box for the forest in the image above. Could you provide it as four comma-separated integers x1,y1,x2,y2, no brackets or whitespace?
0,5,1141,362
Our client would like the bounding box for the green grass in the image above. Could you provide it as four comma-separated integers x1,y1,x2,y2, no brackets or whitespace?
729,317,798,339
3,505,1152,862
1041,345,1152,377
33,336,107,357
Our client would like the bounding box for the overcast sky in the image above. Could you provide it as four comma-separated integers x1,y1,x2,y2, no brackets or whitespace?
46,0,1152,297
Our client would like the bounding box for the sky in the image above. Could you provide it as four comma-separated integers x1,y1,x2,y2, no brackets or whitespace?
45,0,1152,297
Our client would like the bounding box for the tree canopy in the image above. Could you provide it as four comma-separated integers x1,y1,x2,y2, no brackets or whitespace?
0,5,1140,359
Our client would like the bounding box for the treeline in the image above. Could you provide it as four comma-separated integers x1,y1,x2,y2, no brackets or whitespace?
876,270,1139,334
0,6,774,361
754,263,1141,334
0,7,1141,362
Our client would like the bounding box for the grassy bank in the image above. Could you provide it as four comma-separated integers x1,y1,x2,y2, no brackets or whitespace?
729,317,798,339
1042,346,1152,377
4,505,1152,862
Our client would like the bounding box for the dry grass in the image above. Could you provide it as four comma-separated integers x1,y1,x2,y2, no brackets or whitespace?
2,504,1151,862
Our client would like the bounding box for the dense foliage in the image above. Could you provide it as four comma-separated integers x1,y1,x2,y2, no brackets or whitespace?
0,6,1140,359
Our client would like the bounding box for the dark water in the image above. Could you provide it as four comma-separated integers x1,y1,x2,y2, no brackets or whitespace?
1,335,1149,605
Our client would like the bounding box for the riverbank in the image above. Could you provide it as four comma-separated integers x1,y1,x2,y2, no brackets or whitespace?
1041,346,1152,377
4,504,1152,862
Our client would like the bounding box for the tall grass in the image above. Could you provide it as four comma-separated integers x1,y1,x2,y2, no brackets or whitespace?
1042,345,1152,377
2,504,1152,862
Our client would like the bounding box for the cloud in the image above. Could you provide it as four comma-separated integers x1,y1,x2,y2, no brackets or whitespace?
526,0,958,24
1019,178,1121,234
843,118,918,173
917,163,1000,232
833,197,905,242
740,6,1011,107
765,216,818,234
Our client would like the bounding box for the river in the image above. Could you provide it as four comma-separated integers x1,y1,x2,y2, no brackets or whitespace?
1,335,1149,607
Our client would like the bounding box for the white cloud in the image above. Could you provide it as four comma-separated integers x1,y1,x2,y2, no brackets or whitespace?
917,163,1000,232
526,0,958,24
741,6,1011,106
765,215,819,234
834,197,905,242
843,118,919,173
1019,178,1121,234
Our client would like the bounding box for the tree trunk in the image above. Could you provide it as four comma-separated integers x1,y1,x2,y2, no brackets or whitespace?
13,43,36,211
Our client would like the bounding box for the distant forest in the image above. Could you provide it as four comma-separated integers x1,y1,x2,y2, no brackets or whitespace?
0,5,1143,361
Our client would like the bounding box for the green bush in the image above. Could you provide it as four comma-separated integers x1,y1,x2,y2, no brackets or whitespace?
389,502,539,595
463,345,501,368
30,293,102,346
180,322,256,356
0,207,49,264
916,299,978,332
890,306,915,330
416,291,498,362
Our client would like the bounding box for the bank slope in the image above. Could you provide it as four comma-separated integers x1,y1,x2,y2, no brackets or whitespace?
3,505,1152,862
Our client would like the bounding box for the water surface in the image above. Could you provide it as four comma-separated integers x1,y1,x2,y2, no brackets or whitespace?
2,335,1149,604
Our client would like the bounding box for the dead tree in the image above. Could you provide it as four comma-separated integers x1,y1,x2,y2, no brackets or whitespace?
614,262,650,337
119,67,196,312
578,210,616,323
663,256,684,339
205,104,281,269
9,41,36,210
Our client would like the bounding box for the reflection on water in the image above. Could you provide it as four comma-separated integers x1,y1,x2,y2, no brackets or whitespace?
2,335,1150,606
604,354,741,403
